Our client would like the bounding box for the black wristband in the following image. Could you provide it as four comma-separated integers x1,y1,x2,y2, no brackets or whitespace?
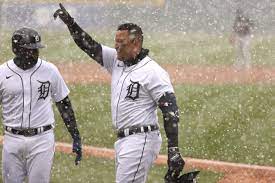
168,147,179,153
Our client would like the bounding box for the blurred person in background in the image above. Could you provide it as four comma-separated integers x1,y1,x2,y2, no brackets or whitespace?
230,8,254,70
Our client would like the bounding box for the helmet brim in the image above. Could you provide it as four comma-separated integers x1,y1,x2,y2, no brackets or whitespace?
20,42,45,49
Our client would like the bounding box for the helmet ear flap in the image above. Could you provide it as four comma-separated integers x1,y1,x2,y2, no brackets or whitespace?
12,34,23,55
12,34,23,44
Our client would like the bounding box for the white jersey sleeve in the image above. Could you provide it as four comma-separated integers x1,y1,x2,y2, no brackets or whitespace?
0,88,2,104
146,66,174,103
50,64,70,102
0,66,3,105
102,45,117,74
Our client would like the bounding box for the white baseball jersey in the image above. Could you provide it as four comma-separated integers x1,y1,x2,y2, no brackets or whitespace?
0,58,69,128
102,45,174,130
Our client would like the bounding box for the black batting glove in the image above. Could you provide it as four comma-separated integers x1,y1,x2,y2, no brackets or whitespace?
53,3,75,26
167,147,185,178
164,170,178,183
72,136,82,165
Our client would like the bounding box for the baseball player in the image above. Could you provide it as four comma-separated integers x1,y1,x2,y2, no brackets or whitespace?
54,3,200,183
230,8,254,70
0,27,82,183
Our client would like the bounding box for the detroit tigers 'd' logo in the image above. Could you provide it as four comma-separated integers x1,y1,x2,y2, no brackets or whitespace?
125,80,140,100
37,80,50,100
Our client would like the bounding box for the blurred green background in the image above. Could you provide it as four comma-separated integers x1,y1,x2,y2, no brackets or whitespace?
1,30,274,66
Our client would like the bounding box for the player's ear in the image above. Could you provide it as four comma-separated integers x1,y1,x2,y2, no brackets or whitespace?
132,37,141,46
132,38,138,45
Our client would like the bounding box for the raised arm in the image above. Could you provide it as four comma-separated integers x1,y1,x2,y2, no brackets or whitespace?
54,3,103,65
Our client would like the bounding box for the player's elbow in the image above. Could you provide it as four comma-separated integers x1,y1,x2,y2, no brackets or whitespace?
158,92,180,121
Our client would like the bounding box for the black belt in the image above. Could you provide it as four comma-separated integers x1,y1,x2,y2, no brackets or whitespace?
5,125,53,137
117,125,159,138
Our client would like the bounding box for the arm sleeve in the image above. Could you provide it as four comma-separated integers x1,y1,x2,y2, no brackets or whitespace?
67,22,103,66
56,96,80,140
67,22,117,74
158,92,179,148
51,65,70,102
145,67,178,147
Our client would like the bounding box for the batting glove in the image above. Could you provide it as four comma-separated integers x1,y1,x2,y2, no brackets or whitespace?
53,3,75,26
167,147,185,178
72,136,82,165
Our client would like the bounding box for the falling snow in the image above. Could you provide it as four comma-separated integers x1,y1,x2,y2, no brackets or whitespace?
0,0,274,183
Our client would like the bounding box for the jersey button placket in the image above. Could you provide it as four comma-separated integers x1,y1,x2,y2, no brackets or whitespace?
22,73,31,128
114,70,128,129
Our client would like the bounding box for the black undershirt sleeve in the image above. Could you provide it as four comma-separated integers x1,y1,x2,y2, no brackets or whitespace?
56,96,80,140
67,22,103,66
158,92,179,148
